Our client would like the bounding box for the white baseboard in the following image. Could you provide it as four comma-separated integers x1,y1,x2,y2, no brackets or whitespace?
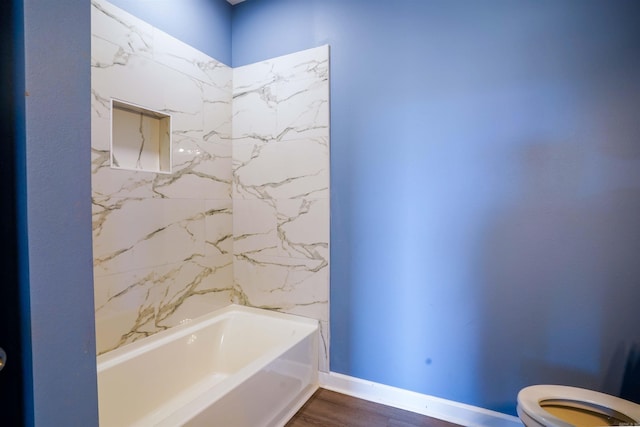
318,372,522,427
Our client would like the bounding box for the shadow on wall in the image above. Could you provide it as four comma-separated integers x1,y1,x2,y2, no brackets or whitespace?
478,138,640,415
620,342,640,404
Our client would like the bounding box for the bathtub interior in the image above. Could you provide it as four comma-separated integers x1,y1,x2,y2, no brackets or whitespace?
97,305,319,427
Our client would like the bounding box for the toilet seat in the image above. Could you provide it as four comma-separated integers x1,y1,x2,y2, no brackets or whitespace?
517,385,640,427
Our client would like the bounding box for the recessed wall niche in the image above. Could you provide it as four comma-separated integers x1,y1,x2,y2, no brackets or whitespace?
111,100,172,173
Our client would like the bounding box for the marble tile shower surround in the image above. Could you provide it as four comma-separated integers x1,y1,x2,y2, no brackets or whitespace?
91,0,330,370
232,46,330,371
91,0,234,355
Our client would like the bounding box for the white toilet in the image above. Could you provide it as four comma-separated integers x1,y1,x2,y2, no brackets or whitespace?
517,385,640,427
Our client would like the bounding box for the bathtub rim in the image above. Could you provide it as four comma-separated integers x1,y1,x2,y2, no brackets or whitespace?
96,303,318,372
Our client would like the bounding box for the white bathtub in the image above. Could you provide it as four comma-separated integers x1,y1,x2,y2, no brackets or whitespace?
97,304,319,426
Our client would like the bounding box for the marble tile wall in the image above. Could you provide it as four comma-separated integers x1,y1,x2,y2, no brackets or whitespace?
91,0,329,370
91,0,233,354
232,46,330,371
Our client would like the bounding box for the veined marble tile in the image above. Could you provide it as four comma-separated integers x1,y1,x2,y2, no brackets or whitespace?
91,140,110,183
233,62,278,95
233,138,329,200
204,82,232,142
233,254,328,319
276,198,329,261
95,254,232,315
170,130,204,169
270,45,329,83
94,135,231,202
152,28,230,87
231,43,330,349
91,166,159,204
277,78,329,142
91,34,137,72
92,55,165,111
91,0,153,61
232,45,329,91
91,66,113,110
91,192,136,239
318,320,330,373
159,287,232,327
154,162,231,200
152,134,231,200
205,200,233,258
196,143,233,197
197,138,233,196
233,198,329,261
90,122,109,182
233,198,280,258
232,85,278,142
161,65,205,134
91,58,113,159
94,258,233,354
231,137,266,173
91,97,111,153
233,77,328,143
233,53,329,144
93,198,206,277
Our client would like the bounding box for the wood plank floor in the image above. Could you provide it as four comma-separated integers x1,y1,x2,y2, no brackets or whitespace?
285,388,462,427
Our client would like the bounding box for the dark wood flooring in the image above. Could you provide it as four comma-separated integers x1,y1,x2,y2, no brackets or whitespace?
285,388,462,427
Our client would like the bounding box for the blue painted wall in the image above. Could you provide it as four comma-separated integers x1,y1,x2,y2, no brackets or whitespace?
22,0,98,425
107,0,232,65
232,0,640,414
